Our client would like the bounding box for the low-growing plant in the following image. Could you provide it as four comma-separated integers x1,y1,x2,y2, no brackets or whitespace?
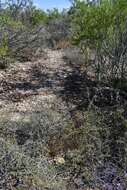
61,108,127,188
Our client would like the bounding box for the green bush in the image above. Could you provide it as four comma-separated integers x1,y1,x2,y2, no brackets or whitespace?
72,0,127,84
0,14,24,68
47,8,63,22
0,33,9,69
30,9,48,26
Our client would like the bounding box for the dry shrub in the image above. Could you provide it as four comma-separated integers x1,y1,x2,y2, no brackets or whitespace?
8,26,50,62
55,40,72,50
0,138,68,190
0,97,72,189
54,108,127,189
63,47,86,70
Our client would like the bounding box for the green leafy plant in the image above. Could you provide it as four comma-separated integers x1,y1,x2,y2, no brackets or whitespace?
72,0,127,84
30,9,48,26
0,34,10,69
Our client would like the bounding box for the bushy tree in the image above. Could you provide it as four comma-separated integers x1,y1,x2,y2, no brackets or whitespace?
30,8,48,26
5,0,33,20
47,8,62,22
72,0,127,85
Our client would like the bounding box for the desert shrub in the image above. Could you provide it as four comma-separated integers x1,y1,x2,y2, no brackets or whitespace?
72,0,127,85
0,34,9,69
0,98,71,189
30,9,48,26
0,17,24,57
0,138,67,190
63,47,86,70
4,0,33,20
0,2,71,64
47,8,63,22
47,13,71,49
55,40,71,50
62,108,127,188
19,6,48,27
0,14,23,69
0,1,50,65
0,23,50,63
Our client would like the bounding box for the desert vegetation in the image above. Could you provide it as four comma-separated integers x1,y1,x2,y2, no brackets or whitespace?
0,0,127,189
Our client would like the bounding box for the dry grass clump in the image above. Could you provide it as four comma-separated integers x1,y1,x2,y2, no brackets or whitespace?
63,48,86,71
55,40,72,50
47,18,70,49
0,138,68,190
0,97,71,189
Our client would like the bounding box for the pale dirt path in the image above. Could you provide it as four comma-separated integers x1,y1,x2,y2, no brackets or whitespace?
0,49,74,190
0,49,71,125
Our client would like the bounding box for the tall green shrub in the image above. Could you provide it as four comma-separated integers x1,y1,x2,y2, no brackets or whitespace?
72,0,127,83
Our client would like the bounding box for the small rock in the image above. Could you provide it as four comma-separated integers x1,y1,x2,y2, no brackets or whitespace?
54,156,65,164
